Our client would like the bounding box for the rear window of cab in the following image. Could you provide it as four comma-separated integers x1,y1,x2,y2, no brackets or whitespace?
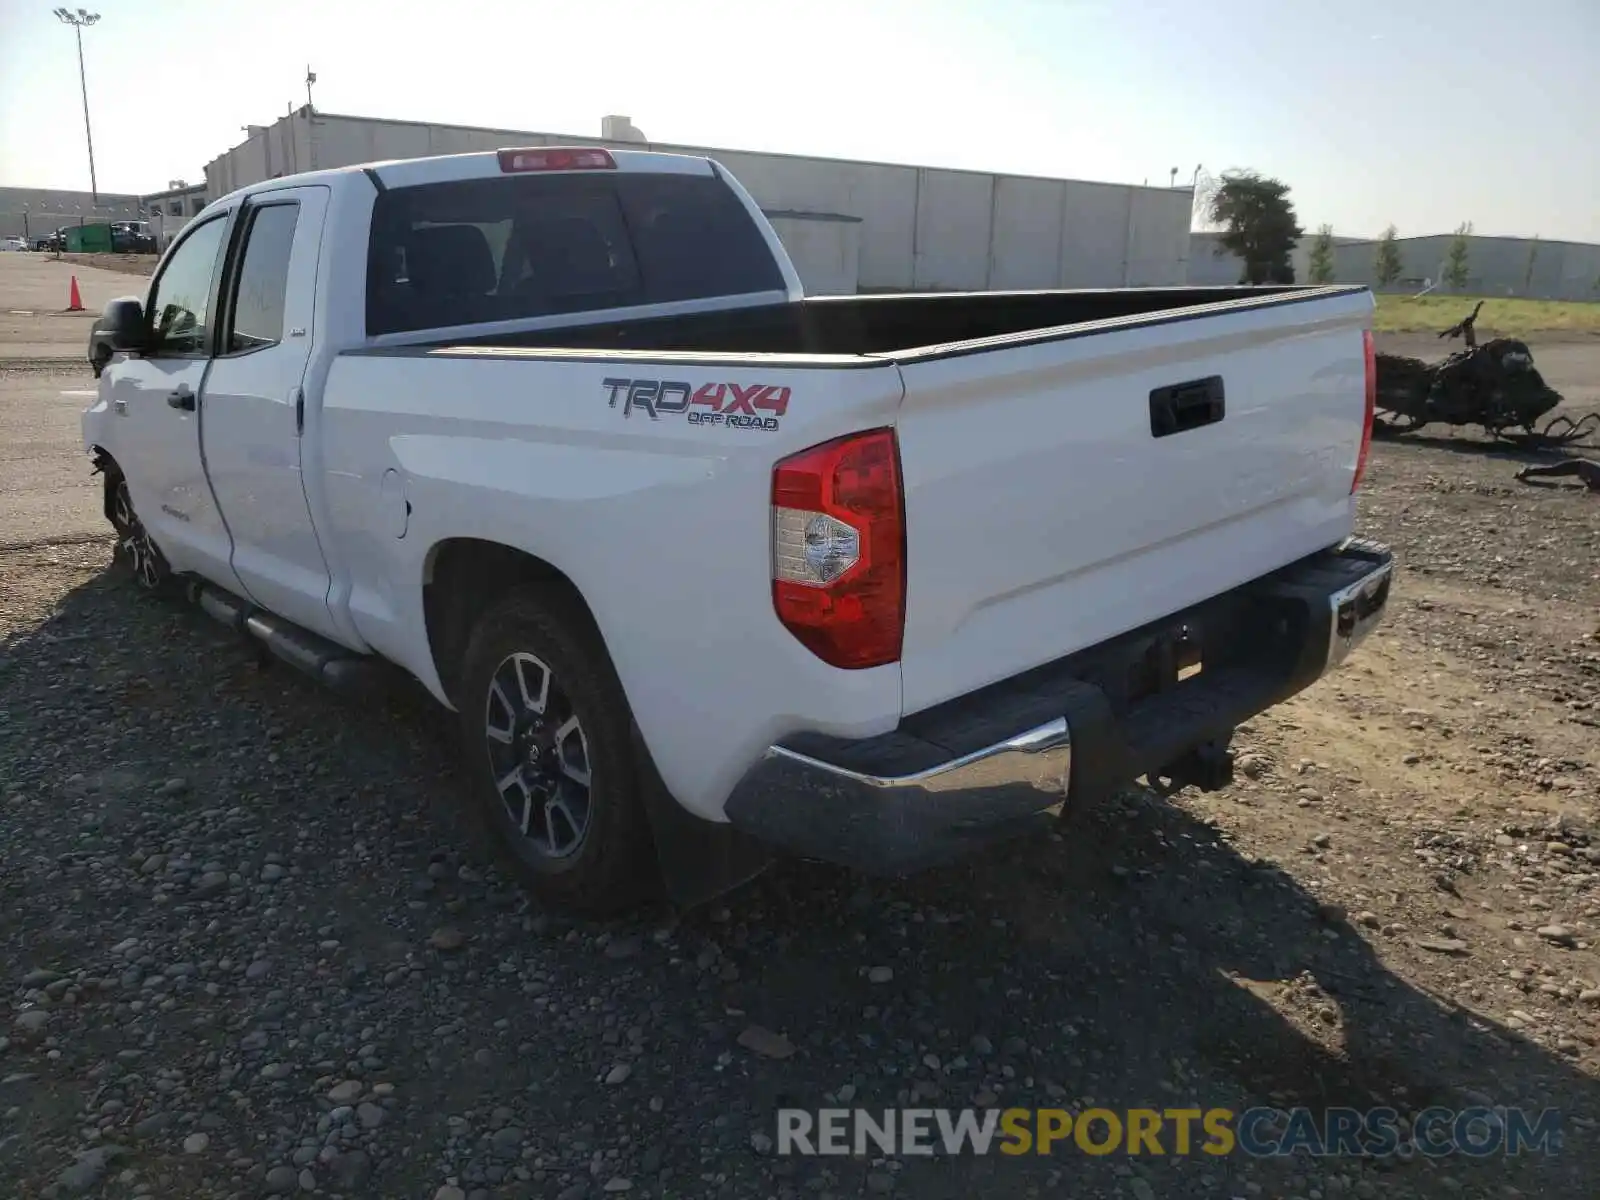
365,170,786,336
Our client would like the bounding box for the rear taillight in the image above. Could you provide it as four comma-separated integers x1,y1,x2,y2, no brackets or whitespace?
771,428,905,670
1352,328,1376,493
497,147,616,173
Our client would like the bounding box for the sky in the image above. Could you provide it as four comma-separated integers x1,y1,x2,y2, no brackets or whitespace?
1,0,1596,242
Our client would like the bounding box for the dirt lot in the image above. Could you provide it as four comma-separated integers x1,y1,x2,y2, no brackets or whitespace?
53,253,163,280
0,255,148,365
2,252,1598,1199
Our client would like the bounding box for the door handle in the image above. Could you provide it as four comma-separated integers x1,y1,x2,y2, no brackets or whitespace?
167,387,196,412
1149,376,1225,438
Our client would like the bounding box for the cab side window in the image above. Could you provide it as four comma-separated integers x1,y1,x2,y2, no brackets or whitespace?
147,216,229,357
224,203,300,354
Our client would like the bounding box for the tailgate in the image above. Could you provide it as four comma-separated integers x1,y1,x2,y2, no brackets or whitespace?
890,288,1373,717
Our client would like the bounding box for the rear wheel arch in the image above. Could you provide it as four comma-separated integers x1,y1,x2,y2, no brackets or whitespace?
427,544,660,913
419,538,768,912
422,538,606,708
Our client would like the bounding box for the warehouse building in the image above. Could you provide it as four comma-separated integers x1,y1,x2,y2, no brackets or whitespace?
201,107,1196,294
140,181,210,248
1190,229,1600,302
0,187,142,244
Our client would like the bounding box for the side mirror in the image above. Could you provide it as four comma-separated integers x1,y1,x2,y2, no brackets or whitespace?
89,297,147,378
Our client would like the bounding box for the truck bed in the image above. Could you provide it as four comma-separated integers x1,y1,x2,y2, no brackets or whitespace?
422,284,1364,361
338,280,1374,726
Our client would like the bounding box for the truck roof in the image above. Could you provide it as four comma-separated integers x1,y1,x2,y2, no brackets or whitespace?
208,146,718,214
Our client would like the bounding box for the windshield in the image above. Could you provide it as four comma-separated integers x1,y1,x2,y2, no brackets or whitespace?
365,169,786,336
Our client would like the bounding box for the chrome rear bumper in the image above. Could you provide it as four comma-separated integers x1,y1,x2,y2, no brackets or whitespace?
724,719,1074,873
723,538,1394,874
1325,547,1394,670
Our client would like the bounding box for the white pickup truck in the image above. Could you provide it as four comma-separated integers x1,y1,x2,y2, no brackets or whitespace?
81,145,1393,914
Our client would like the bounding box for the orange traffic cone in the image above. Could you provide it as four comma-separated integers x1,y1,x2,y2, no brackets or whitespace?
67,276,84,312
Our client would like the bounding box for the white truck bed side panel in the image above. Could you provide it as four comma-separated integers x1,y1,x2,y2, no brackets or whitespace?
317,352,908,820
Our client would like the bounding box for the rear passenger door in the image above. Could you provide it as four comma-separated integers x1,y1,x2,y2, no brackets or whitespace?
200,186,338,638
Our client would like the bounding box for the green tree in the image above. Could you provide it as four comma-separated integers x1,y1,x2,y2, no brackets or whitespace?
1374,225,1404,287
1307,225,1336,283
1204,169,1304,284
1443,221,1473,291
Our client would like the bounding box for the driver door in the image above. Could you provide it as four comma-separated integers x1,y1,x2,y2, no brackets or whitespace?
105,211,241,588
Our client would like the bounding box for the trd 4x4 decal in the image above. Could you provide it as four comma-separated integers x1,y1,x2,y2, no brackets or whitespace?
603,378,790,431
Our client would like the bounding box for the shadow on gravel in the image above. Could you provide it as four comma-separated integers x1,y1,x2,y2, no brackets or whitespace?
1372,429,1578,464
693,798,1600,1199
3,561,1597,1200
1515,474,1600,493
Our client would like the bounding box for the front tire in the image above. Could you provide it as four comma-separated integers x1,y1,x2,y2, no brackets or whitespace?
456,586,656,915
109,476,172,592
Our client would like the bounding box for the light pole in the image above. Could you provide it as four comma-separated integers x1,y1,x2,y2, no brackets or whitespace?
54,7,101,206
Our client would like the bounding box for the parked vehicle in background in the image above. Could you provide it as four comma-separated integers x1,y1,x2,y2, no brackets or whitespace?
1,236,28,252
110,221,159,253
80,146,1393,915
34,228,68,252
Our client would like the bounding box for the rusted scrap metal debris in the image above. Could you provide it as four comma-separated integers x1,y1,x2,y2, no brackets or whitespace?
1373,303,1596,448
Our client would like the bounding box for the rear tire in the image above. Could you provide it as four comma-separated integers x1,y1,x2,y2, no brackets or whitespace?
455,585,656,915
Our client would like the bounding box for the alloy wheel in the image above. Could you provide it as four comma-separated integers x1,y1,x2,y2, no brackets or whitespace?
482,651,594,859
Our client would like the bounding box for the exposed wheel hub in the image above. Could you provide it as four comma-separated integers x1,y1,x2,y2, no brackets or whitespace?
514,714,560,777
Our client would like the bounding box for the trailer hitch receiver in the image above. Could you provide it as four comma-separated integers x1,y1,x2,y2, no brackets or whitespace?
1149,737,1235,797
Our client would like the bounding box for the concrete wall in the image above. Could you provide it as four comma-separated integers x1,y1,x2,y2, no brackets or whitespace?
989,176,1061,289
202,110,1194,292
1126,187,1194,287
1188,231,1368,287
1328,235,1600,300
700,149,923,289
1192,229,1600,301
764,213,861,295
1188,232,1247,285
0,187,143,242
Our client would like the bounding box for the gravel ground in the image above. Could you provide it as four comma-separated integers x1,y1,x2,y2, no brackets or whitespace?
2,325,1598,1199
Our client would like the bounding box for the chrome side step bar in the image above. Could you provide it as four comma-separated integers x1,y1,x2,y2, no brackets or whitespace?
186,580,387,697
